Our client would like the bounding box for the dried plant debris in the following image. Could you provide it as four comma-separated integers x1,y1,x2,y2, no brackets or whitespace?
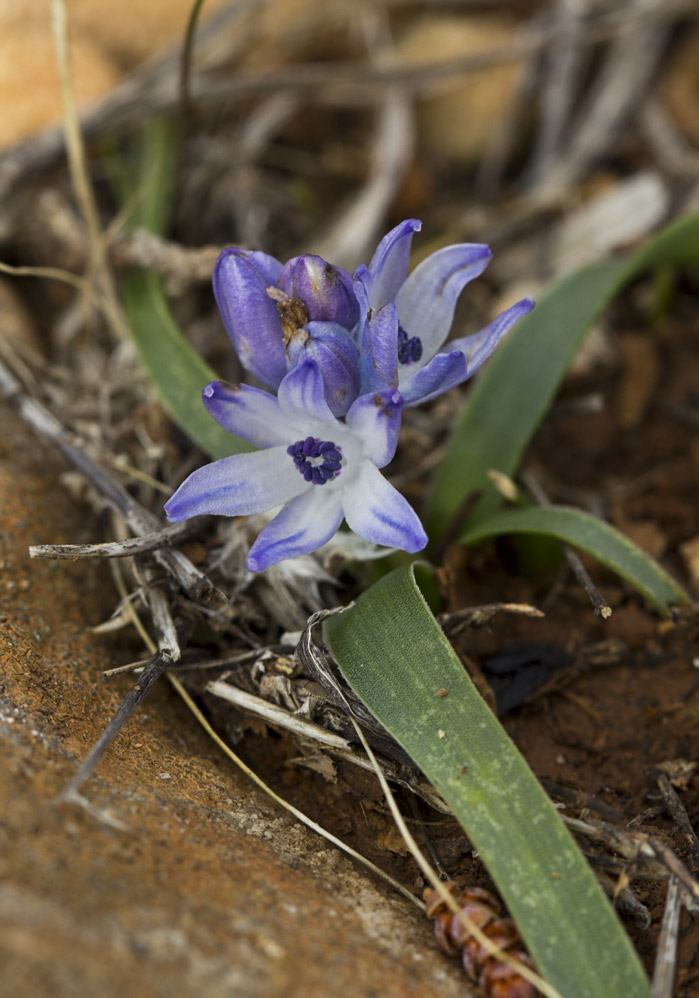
424,883,537,998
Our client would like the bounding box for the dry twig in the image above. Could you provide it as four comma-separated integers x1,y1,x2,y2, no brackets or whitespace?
650,877,682,998
653,766,699,875
29,523,193,560
439,601,544,637
522,469,612,618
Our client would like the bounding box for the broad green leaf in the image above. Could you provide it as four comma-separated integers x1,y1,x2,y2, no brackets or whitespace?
427,213,699,536
324,563,649,998
112,116,251,459
460,505,688,614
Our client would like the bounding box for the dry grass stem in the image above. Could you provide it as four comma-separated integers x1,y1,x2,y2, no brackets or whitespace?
206,679,356,751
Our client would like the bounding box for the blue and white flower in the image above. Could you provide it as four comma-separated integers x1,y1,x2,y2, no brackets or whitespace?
213,249,360,416
354,219,535,406
164,359,427,571
211,223,533,417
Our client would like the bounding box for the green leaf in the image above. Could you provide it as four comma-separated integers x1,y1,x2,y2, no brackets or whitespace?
111,116,251,459
426,213,699,536
460,505,689,614
324,563,649,998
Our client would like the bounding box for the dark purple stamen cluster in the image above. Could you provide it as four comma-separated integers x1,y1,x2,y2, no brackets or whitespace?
287,436,343,485
397,324,423,366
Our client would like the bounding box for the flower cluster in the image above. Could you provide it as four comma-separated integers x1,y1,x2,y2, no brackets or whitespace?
164,220,533,571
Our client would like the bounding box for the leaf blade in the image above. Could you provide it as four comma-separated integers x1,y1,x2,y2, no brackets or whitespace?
111,116,251,459
324,563,649,998
459,505,689,613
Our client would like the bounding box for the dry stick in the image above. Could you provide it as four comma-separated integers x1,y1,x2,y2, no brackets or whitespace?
52,0,130,355
650,877,682,998
29,523,193,560
110,231,221,288
51,0,104,276
146,579,182,663
405,794,449,880
566,814,699,912
522,469,612,618
59,653,171,802
439,601,544,637
654,769,699,875
62,556,182,798
594,869,651,929
103,647,264,677
103,658,152,678
206,679,356,752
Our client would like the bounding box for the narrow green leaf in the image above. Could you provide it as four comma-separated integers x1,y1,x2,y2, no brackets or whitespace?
459,505,689,614
112,116,251,459
324,564,649,998
426,213,699,536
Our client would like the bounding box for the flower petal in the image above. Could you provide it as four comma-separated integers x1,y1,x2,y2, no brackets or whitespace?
395,243,492,361
164,448,306,521
286,321,360,417
363,219,422,309
278,358,338,427
213,249,286,389
201,380,294,447
399,350,467,407
345,389,402,468
358,301,399,396
448,297,535,374
246,489,344,571
278,255,359,330
342,461,427,553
